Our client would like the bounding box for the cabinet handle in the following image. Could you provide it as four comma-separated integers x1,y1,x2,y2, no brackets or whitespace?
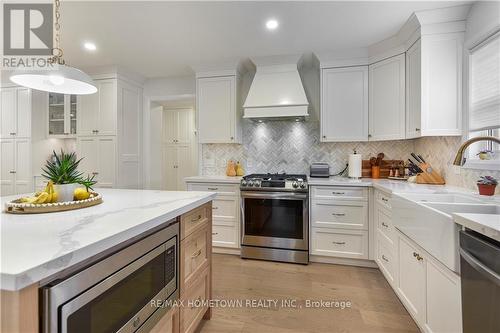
212,232,218,235
368,134,372,138
207,187,218,190
381,222,388,228
322,135,326,139
190,214,203,223
415,128,420,131
382,255,389,262
381,197,389,202
230,136,234,140
332,241,346,245
132,316,141,328
9,170,16,174
95,130,99,133
413,252,423,261
331,213,346,216
191,249,202,259
332,192,345,195
92,172,99,175
10,132,16,136
212,206,218,210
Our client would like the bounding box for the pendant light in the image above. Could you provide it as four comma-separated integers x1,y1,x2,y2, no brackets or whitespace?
9,0,97,95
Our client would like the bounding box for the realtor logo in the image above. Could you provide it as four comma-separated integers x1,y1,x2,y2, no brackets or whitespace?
3,4,53,55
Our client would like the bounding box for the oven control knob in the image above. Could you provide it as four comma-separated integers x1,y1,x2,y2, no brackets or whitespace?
241,180,247,186
248,180,254,187
255,181,261,187
292,181,298,188
299,182,306,189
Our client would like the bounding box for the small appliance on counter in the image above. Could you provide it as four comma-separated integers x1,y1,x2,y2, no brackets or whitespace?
310,162,330,178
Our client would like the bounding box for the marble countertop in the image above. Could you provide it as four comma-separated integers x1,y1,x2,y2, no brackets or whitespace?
1,189,216,291
184,175,242,184
453,213,500,242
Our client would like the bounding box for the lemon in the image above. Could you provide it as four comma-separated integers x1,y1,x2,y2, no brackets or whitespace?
74,188,90,201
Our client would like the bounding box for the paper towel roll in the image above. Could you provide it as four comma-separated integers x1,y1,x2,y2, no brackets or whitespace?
348,153,362,178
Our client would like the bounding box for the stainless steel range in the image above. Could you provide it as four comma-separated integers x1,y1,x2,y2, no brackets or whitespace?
240,173,309,264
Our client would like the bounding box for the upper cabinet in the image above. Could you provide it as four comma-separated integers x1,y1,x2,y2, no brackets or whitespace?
369,54,406,141
196,74,242,144
47,93,77,138
320,66,368,142
1,87,31,139
78,79,117,136
406,33,463,138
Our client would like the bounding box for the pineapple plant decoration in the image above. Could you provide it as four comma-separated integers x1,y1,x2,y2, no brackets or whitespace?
42,150,97,202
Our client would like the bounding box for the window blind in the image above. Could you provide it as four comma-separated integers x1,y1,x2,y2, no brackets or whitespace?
469,33,500,132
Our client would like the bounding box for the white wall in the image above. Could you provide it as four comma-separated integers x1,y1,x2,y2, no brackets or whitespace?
465,1,500,48
143,75,195,97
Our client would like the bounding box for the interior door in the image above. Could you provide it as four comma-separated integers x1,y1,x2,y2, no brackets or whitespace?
97,137,116,188
16,88,31,138
0,139,15,195
175,145,192,190
163,110,177,145
176,109,192,145
14,138,31,194
1,88,16,139
162,145,177,190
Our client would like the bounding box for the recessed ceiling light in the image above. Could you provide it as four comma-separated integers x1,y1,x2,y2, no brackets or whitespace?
83,42,97,51
266,19,279,30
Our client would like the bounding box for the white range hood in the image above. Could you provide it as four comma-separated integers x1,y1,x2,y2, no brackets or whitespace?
243,60,309,120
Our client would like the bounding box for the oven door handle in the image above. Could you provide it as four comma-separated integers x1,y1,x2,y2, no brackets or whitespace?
460,248,500,286
241,191,308,200
59,244,167,333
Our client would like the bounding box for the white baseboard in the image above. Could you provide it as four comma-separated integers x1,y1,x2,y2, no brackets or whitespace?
309,255,378,268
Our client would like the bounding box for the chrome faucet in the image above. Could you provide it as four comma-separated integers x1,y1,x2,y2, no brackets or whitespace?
453,136,500,166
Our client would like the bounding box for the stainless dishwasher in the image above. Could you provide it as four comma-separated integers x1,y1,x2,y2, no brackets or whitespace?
459,229,500,333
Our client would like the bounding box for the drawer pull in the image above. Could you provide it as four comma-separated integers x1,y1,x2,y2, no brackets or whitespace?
413,252,423,261
190,214,203,223
212,232,218,235
191,249,202,259
331,213,346,217
191,296,202,309
9,132,16,136
212,207,218,210
207,187,218,190
381,222,388,228
9,170,16,174
381,197,389,202
332,241,346,245
382,255,389,262
332,192,345,195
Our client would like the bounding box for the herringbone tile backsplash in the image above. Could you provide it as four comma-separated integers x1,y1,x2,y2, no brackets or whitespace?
202,120,499,192
202,120,414,175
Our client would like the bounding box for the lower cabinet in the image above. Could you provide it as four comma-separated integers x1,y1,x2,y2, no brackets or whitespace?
179,202,212,333
186,181,240,250
0,138,32,195
150,307,179,333
395,230,462,333
311,228,369,259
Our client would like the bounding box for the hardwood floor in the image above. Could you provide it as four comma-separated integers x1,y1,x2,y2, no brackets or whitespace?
197,254,419,333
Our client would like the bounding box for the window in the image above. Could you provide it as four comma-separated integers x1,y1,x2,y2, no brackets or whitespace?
466,31,500,170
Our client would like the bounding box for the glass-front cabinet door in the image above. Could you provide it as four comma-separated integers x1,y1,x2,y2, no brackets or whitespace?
48,93,77,137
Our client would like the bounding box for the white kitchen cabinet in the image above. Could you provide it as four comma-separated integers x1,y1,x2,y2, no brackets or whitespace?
163,145,193,191
406,34,463,138
396,230,462,333
196,75,241,144
77,136,116,188
1,87,31,139
186,181,240,250
47,93,77,138
77,79,117,136
374,189,397,287
0,138,32,195
320,66,368,141
368,54,406,141
163,108,194,145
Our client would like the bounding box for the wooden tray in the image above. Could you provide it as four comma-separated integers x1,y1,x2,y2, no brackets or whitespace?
4,193,103,214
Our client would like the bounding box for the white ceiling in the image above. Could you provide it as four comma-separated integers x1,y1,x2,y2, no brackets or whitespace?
60,1,471,78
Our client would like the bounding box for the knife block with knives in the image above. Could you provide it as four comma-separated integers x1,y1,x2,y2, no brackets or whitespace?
409,153,445,185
